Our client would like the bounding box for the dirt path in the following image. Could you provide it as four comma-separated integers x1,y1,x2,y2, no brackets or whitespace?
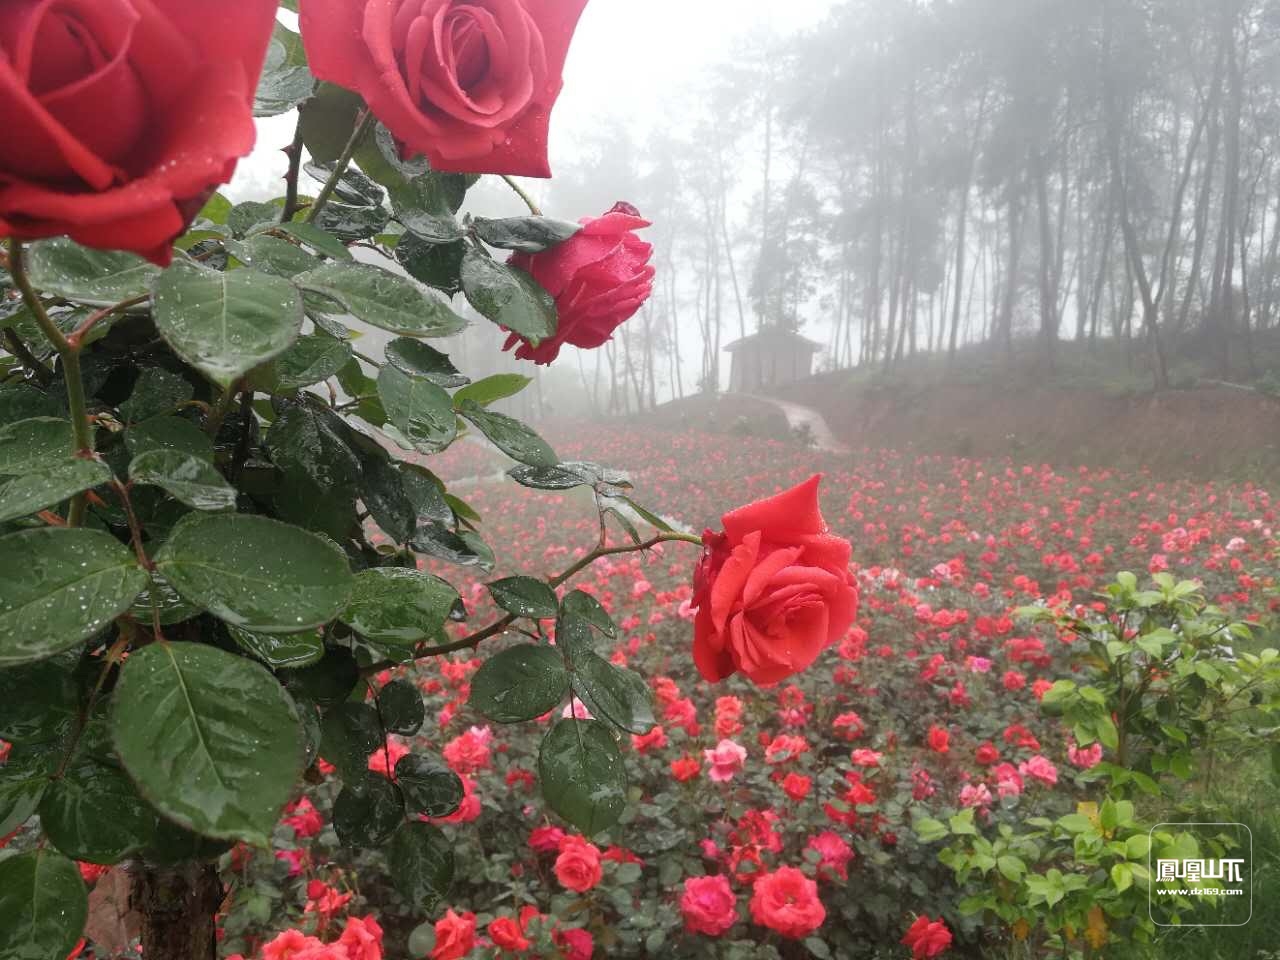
739,394,850,453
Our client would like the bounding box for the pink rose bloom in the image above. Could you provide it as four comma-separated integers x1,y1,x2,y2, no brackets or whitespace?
504,203,655,365
443,727,492,775
680,875,738,936
851,749,883,767
1068,741,1104,770
554,836,603,893
1019,755,1059,786
431,909,477,960
704,740,748,783
992,763,1024,798
529,825,566,854
959,783,992,809
262,930,325,960
966,656,993,674
806,832,854,882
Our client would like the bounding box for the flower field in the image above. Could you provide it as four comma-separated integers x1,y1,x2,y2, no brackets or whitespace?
201,424,1278,960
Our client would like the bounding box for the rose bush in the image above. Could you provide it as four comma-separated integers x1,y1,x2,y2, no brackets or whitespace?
0,0,277,263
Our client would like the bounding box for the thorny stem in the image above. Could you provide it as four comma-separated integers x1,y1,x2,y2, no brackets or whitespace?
501,175,542,216
8,238,94,525
3,329,53,385
280,117,307,223
361,530,702,676
67,293,150,348
304,109,373,225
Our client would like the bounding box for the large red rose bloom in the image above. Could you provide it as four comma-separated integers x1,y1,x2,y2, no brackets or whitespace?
0,0,277,264
299,0,589,177
693,475,859,685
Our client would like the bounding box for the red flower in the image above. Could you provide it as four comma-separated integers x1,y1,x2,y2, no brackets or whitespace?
298,0,589,177
781,773,812,801
749,866,826,939
0,0,278,263
927,725,950,755
431,909,476,960
671,756,701,782
503,202,655,365
693,476,859,685
680,875,738,937
487,916,530,953
902,915,953,959
553,835,602,893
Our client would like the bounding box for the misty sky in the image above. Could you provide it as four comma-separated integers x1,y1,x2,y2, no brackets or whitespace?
227,1,840,399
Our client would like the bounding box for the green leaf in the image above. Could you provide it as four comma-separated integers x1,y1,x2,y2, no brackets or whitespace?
460,248,556,344
0,849,88,960
296,262,467,338
319,702,382,781
470,644,569,723
130,572,202,627
124,415,214,462
152,261,304,387
377,678,425,736
248,333,352,393
507,463,591,491
538,719,627,836
568,655,656,735
388,821,455,911
0,655,80,744
0,418,72,473
452,373,532,407
914,817,949,842
996,855,1026,881
473,216,582,253
389,171,468,242
385,338,469,388
129,449,235,512
119,368,193,424
227,624,325,669
280,648,359,708
229,235,320,279
40,749,156,864
341,567,459,647
111,642,303,845
487,576,559,620
0,456,110,524
0,749,50,839
411,521,493,570
254,31,315,117
274,222,353,261
1111,862,1133,893
0,528,147,666
228,201,280,238
333,775,404,847
395,755,463,817
155,513,354,633
395,234,465,295
25,238,159,306
265,403,361,495
377,366,457,453
458,400,556,467
562,590,616,638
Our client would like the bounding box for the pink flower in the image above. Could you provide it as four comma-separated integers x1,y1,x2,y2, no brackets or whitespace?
959,783,992,810
851,749,883,767
262,930,326,960
1068,741,1104,770
704,740,747,783
337,916,383,960
749,867,826,939
442,727,492,775
367,737,410,779
1019,755,1059,786
806,832,854,881
554,836,603,893
680,875,738,936
431,909,476,960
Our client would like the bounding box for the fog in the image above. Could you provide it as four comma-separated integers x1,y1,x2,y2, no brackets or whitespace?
233,0,1280,418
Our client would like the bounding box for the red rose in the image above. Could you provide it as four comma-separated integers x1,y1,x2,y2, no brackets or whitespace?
550,927,592,960
487,916,530,953
680,875,738,937
430,909,476,960
927,725,950,755
781,772,811,801
0,0,277,264
553,835,602,893
749,867,826,940
503,201,655,365
298,0,588,177
902,915,953,959
693,475,859,685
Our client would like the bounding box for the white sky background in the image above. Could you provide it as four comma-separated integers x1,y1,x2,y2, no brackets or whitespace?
228,1,840,400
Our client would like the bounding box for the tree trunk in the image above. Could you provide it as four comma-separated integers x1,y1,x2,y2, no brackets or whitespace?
131,861,222,960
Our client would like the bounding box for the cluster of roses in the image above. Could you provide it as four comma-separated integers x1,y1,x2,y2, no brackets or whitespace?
1,0,656,365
